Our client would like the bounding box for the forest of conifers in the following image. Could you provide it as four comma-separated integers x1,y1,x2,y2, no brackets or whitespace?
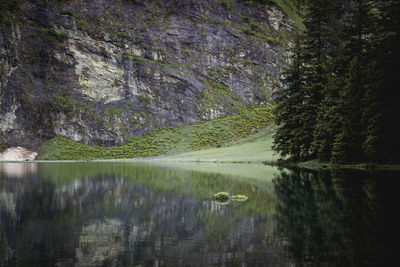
273,0,400,164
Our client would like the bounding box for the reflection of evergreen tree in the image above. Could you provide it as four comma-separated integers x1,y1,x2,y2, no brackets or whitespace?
273,168,388,266
1,223,16,267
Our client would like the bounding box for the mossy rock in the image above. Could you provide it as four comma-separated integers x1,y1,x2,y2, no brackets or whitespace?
212,192,230,201
232,195,248,201
211,192,248,203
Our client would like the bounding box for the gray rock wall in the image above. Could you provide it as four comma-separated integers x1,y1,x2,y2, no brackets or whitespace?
0,0,293,149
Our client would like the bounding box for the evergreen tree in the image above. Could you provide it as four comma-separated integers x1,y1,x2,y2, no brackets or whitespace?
273,0,400,164
274,0,341,161
360,0,400,163
332,0,375,163
273,36,307,161
311,0,346,161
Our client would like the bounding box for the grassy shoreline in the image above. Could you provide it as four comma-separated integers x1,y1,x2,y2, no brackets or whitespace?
38,105,275,160
149,124,278,163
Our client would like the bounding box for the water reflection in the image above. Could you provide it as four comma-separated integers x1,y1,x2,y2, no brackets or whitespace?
0,163,38,178
273,168,394,266
0,162,288,266
0,162,394,266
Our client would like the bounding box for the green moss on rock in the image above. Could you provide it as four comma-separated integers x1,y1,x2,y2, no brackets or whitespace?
212,192,230,201
232,194,248,201
212,192,248,203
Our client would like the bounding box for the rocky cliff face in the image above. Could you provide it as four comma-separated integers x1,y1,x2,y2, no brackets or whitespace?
0,0,293,149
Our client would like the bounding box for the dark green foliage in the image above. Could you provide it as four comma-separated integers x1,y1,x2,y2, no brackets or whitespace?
40,28,68,43
273,37,308,161
273,0,400,164
360,0,400,163
274,0,338,161
0,0,21,25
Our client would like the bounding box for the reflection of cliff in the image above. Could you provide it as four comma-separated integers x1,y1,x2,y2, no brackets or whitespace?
273,168,392,266
0,162,38,178
77,219,124,267
1,172,291,266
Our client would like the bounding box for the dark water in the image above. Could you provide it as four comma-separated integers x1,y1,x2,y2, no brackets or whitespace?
0,162,395,266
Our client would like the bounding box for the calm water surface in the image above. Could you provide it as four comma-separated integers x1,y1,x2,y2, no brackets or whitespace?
0,162,394,266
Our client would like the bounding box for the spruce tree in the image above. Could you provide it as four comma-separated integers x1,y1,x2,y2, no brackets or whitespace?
273,36,307,161
332,0,374,163
361,0,400,163
311,0,346,161
273,0,400,164
274,0,340,161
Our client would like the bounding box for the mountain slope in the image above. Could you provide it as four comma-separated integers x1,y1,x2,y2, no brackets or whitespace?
1,0,295,150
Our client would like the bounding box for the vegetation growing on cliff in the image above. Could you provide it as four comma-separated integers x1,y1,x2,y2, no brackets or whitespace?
235,0,305,30
273,0,400,164
0,0,21,26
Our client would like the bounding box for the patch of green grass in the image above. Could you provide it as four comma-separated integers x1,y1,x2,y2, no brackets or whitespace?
220,0,235,12
122,53,169,69
158,123,278,163
215,19,283,45
137,95,151,106
182,49,194,57
190,105,274,149
103,107,123,117
54,94,79,115
39,105,275,160
40,27,68,43
238,0,305,31
195,79,245,116
270,0,305,31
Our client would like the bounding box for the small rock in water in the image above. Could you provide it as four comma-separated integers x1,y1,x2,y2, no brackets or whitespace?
232,195,248,201
212,192,230,201
212,192,248,203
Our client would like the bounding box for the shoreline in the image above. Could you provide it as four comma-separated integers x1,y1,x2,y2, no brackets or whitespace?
263,159,400,171
2,158,400,172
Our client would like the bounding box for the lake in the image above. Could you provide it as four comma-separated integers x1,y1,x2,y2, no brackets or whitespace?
0,161,394,266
